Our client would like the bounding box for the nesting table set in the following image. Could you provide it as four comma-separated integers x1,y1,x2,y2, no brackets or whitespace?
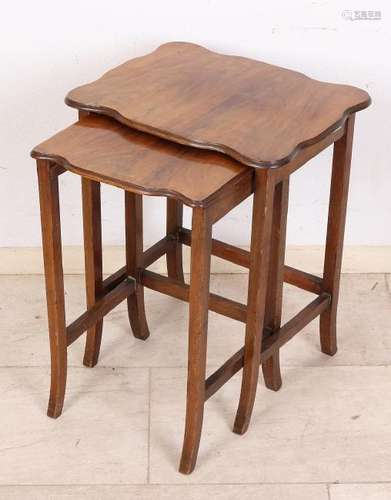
31,42,370,473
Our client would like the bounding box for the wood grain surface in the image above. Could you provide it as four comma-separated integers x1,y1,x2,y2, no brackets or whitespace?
65,42,370,168
31,114,250,206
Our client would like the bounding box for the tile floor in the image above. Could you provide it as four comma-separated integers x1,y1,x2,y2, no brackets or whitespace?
0,273,391,499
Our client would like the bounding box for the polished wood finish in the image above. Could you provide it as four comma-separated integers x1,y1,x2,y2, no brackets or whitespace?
67,278,135,346
284,265,323,295
263,293,331,358
125,192,150,340
320,115,355,355
272,125,346,182
34,47,370,475
179,227,323,294
179,227,249,268
82,178,103,367
207,169,253,224
102,235,170,294
33,111,363,472
262,179,289,391
234,169,275,435
31,114,249,207
66,42,370,168
166,199,185,282
205,293,331,400
143,236,171,268
101,231,324,298
141,270,247,323
37,159,67,419
37,159,136,419
101,265,129,295
179,207,212,474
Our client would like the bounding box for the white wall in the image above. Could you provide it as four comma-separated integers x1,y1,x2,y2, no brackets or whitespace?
0,0,389,249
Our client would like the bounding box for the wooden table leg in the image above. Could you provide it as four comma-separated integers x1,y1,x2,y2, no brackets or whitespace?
233,169,275,435
179,207,212,474
262,178,289,391
320,115,355,355
37,159,67,418
82,178,103,367
166,198,185,282
125,191,150,340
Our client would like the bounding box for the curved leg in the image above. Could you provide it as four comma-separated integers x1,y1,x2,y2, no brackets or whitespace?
125,191,150,340
262,354,282,391
320,115,355,355
37,160,67,418
233,169,275,435
82,178,103,367
179,207,212,474
166,198,185,282
262,178,289,391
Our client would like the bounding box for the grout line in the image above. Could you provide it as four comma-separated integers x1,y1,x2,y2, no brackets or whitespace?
385,273,391,296
0,364,390,369
1,272,388,277
326,483,331,500
147,367,151,485
1,481,391,487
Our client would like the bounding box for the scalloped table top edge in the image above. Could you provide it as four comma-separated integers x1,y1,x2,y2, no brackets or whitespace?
65,42,371,168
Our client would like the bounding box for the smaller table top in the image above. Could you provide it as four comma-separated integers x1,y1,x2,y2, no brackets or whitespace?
66,42,370,168
31,114,249,207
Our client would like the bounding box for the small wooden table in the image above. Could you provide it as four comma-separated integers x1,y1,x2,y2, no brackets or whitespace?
32,42,370,474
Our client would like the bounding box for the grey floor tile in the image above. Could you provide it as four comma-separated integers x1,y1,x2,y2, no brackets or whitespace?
0,484,329,500
0,367,148,484
150,366,391,483
1,274,390,369
330,483,391,500
1,274,390,488
281,273,391,366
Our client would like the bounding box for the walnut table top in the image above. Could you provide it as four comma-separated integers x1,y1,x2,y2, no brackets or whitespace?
66,42,370,168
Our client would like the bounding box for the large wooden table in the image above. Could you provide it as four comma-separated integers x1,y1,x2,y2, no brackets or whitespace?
32,42,370,474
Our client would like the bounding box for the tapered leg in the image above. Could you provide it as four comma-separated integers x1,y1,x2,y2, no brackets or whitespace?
320,115,355,355
262,178,289,391
37,160,67,418
82,178,103,367
166,198,185,282
125,191,150,340
179,207,212,474
234,169,275,435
